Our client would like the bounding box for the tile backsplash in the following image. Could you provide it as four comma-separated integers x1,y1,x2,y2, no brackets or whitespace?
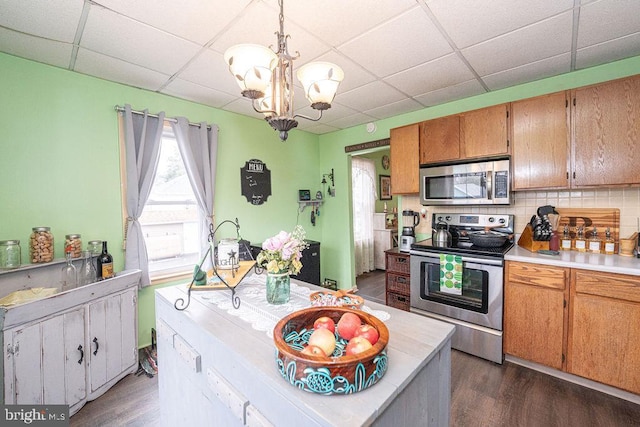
402,188,640,239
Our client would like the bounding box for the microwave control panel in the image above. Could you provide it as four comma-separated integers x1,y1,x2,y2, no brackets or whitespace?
494,171,509,198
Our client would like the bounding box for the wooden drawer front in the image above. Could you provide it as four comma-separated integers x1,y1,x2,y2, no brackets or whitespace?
386,292,410,312
387,273,410,296
506,261,568,290
386,253,410,274
572,270,640,303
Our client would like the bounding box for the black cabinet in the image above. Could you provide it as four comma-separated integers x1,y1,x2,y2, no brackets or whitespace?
294,240,320,286
250,240,321,286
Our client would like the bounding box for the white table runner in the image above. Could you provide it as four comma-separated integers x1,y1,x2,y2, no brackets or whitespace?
190,273,391,338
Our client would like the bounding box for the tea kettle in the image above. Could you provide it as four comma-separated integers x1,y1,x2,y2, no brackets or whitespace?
433,221,452,248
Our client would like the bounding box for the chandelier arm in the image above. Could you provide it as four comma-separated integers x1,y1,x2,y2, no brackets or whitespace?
251,99,277,116
293,110,323,123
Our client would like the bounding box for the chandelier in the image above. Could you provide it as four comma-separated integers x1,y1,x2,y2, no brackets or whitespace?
224,0,344,141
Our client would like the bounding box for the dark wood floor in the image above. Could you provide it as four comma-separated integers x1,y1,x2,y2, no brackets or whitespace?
71,270,640,426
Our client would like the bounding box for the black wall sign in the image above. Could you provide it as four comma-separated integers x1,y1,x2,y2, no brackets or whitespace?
240,159,272,205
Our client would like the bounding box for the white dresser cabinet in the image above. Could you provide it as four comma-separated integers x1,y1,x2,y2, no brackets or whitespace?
0,266,140,415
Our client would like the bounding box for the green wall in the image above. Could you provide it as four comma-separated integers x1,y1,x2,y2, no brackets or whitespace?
0,52,324,347
2,50,640,348
317,55,640,288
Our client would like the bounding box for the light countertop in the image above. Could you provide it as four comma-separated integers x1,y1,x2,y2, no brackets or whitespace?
505,245,640,276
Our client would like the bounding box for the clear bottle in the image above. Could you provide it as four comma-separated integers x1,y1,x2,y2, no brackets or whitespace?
0,240,21,269
588,227,602,253
61,246,78,291
604,227,616,255
79,250,97,285
574,226,587,252
560,225,572,251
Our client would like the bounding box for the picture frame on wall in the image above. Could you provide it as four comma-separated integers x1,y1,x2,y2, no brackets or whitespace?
379,175,391,200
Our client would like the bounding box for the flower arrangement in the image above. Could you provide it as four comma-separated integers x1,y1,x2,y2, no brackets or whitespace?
257,225,309,275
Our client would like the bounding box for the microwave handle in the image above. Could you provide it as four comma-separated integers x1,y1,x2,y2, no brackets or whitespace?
486,171,493,200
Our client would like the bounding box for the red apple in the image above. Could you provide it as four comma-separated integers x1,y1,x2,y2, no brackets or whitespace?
301,345,328,359
308,327,336,356
337,312,362,340
354,324,379,346
313,316,336,334
345,336,373,356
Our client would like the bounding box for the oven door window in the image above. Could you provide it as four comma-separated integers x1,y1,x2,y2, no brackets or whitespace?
420,262,489,313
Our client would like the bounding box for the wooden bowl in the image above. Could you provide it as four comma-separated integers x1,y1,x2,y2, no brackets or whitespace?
309,289,364,309
273,306,389,395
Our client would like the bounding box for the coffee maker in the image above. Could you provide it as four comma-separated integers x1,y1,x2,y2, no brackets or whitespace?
400,210,420,252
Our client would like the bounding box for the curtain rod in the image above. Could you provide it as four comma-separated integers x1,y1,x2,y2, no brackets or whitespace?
114,105,214,130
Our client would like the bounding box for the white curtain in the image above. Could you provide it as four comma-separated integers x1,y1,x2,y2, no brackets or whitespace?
352,157,377,275
122,104,165,286
170,118,219,260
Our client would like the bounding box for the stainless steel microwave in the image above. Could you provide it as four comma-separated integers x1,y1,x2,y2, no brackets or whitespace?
419,158,511,205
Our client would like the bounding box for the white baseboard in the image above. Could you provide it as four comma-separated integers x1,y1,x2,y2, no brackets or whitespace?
505,355,640,405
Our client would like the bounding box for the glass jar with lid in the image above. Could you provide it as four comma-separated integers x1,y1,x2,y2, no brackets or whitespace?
87,240,103,256
30,227,54,263
0,240,21,270
65,234,82,258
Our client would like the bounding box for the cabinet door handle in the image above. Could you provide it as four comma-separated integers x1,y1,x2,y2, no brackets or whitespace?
77,345,84,364
93,337,99,356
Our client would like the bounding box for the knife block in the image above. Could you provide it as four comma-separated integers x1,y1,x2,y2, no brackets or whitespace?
517,224,549,252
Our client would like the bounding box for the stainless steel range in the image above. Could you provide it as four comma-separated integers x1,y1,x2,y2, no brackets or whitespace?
410,213,514,364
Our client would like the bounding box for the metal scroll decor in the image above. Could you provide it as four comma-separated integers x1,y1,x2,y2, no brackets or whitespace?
240,159,272,205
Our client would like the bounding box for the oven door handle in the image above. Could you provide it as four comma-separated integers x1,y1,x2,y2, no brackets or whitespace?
410,250,503,266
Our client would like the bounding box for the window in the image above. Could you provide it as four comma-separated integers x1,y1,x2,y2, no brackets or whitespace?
139,125,201,278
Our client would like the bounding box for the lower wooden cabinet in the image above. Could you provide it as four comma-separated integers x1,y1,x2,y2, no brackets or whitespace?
567,269,640,395
505,261,640,395
385,250,410,311
504,262,569,370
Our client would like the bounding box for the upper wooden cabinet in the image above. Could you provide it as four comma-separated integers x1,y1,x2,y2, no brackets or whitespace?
389,123,419,194
419,115,460,164
511,91,570,190
572,75,640,187
460,104,510,159
419,104,509,165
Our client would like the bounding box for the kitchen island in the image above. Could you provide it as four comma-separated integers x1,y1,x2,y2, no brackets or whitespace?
155,275,455,427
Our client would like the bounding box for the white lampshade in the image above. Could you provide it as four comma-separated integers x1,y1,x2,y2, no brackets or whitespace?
224,44,277,98
296,61,344,108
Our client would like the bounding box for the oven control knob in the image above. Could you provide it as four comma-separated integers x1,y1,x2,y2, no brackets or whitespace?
445,216,452,221
498,218,506,224
437,216,443,222
488,217,495,223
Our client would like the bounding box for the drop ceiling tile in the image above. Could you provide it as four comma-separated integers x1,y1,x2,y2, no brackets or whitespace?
384,54,475,96
293,103,358,126
261,0,417,47
577,0,640,48
575,33,640,70
95,0,251,45
0,28,72,69
414,80,486,107
175,48,239,96
339,6,452,78
325,112,377,129
161,78,236,108
461,11,573,77
362,98,424,120
219,98,264,119
81,4,201,75
208,2,330,62
426,0,574,49
295,122,339,134
0,0,84,42
334,81,406,112
306,51,376,94
74,48,170,91
482,53,571,91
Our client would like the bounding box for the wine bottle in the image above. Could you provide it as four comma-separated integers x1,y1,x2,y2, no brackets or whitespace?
97,241,114,280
